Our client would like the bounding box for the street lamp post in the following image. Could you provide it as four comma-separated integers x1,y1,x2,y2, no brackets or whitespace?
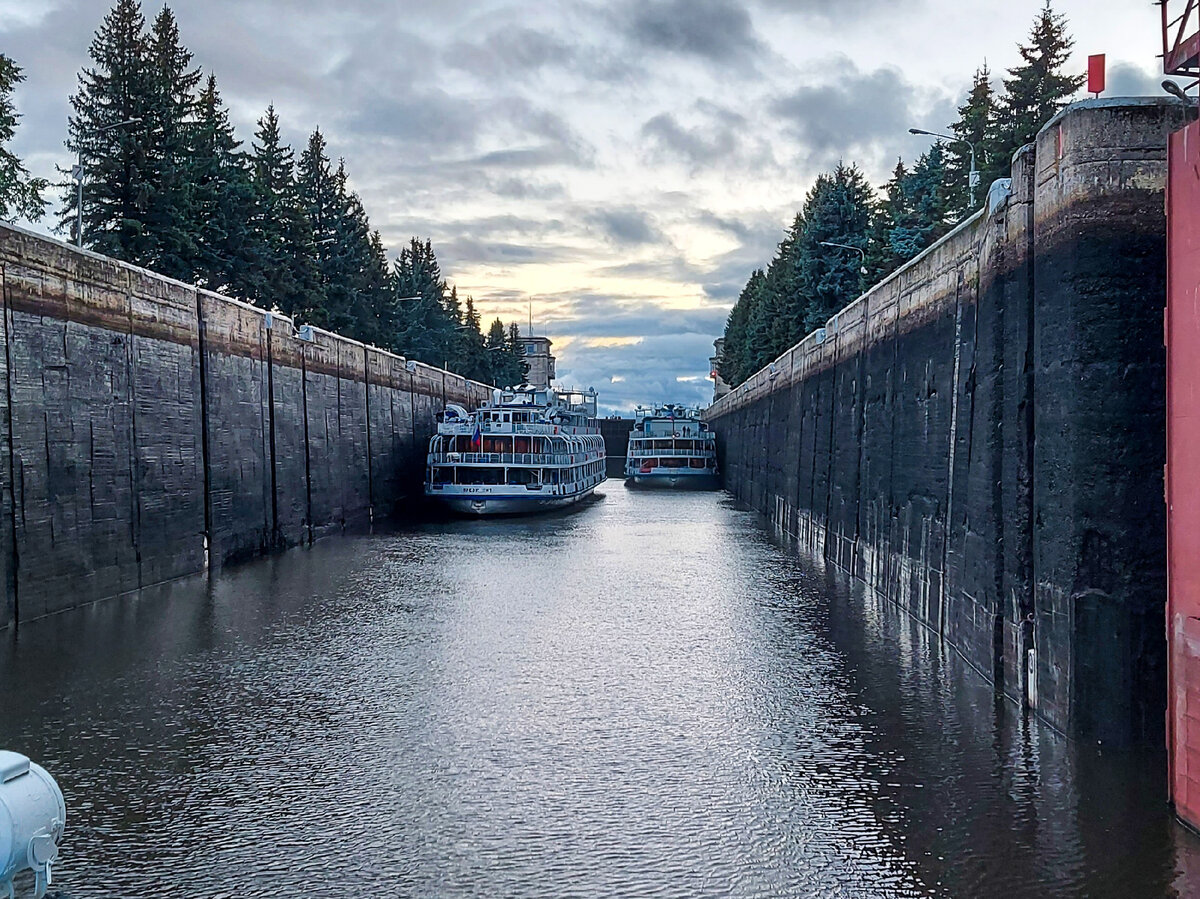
909,127,979,208
75,117,143,248
818,241,867,276
1163,79,1199,112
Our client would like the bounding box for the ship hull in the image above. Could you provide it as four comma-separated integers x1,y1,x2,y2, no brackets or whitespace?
626,472,720,490
428,485,600,517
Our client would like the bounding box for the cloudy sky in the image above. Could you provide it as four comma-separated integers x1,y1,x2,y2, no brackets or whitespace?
2,0,1172,412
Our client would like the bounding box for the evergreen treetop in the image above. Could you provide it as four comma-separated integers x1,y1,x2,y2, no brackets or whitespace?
995,1,1084,163
62,0,155,258
0,54,46,222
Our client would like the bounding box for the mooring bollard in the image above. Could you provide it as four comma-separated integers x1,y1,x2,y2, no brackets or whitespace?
0,752,65,899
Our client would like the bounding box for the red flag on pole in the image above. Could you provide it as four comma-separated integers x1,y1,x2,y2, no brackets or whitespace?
1088,54,1106,97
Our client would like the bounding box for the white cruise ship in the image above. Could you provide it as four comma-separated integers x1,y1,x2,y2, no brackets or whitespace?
624,404,719,489
425,387,606,516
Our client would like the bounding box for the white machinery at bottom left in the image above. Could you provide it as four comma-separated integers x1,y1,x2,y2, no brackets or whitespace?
0,752,65,899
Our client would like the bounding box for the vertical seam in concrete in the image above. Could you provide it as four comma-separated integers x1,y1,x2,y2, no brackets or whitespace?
888,299,899,594
852,323,868,573
301,345,313,545
266,327,278,547
363,346,373,523
823,346,837,562
336,357,344,530
1022,163,1038,696
125,287,142,587
257,322,269,547
411,370,419,499
1,264,17,626
943,273,965,638
195,291,213,565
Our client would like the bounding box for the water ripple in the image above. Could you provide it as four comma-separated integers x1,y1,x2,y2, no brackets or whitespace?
0,489,1195,897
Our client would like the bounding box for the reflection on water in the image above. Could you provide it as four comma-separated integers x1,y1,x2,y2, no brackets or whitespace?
0,488,1196,897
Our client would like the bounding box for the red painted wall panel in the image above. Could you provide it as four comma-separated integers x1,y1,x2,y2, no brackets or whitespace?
1167,118,1200,829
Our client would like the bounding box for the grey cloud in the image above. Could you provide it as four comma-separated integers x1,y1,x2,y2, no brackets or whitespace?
470,145,580,168
488,176,567,201
753,0,923,19
437,237,584,269
771,57,958,179
624,0,764,67
447,27,573,78
1107,62,1178,98
343,89,481,148
694,212,786,301
642,110,742,166
584,208,663,246
401,213,569,241
772,63,917,152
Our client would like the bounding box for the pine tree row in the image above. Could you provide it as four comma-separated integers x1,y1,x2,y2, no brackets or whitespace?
0,0,528,386
721,1,1085,388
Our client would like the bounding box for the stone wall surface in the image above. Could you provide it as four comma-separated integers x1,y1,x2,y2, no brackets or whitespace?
0,223,491,629
706,99,1190,746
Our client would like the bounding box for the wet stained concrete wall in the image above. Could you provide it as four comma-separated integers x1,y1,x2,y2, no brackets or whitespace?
708,99,1190,746
0,224,491,627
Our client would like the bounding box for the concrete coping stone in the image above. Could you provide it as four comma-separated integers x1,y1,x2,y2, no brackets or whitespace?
1038,95,1192,139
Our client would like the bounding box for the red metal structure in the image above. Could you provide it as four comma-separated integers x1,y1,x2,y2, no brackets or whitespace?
1165,0,1200,833
1164,0,1200,76
1167,118,1200,831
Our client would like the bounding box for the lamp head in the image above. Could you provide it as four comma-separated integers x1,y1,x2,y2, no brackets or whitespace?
1163,80,1191,103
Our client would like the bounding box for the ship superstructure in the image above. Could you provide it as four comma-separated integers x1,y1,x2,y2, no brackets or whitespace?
625,404,719,489
426,387,606,516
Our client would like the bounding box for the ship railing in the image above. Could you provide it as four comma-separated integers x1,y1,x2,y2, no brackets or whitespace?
456,423,591,436
427,452,601,466
627,448,715,459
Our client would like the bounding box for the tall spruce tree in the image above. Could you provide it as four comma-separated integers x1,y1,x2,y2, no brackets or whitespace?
720,271,759,388
794,163,874,333
745,258,789,373
486,318,510,385
993,2,1084,170
394,237,454,366
61,0,156,258
246,105,316,320
0,55,47,222
191,73,254,293
746,268,788,380
363,229,397,348
142,5,201,278
295,128,340,327
946,65,995,218
443,285,467,370
506,322,529,384
887,144,953,263
458,296,490,382
870,159,909,279
320,159,375,338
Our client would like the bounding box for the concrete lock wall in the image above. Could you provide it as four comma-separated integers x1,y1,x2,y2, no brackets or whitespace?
707,99,1190,746
0,223,492,629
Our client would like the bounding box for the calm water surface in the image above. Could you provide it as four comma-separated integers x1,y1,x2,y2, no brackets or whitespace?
1,487,1197,897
